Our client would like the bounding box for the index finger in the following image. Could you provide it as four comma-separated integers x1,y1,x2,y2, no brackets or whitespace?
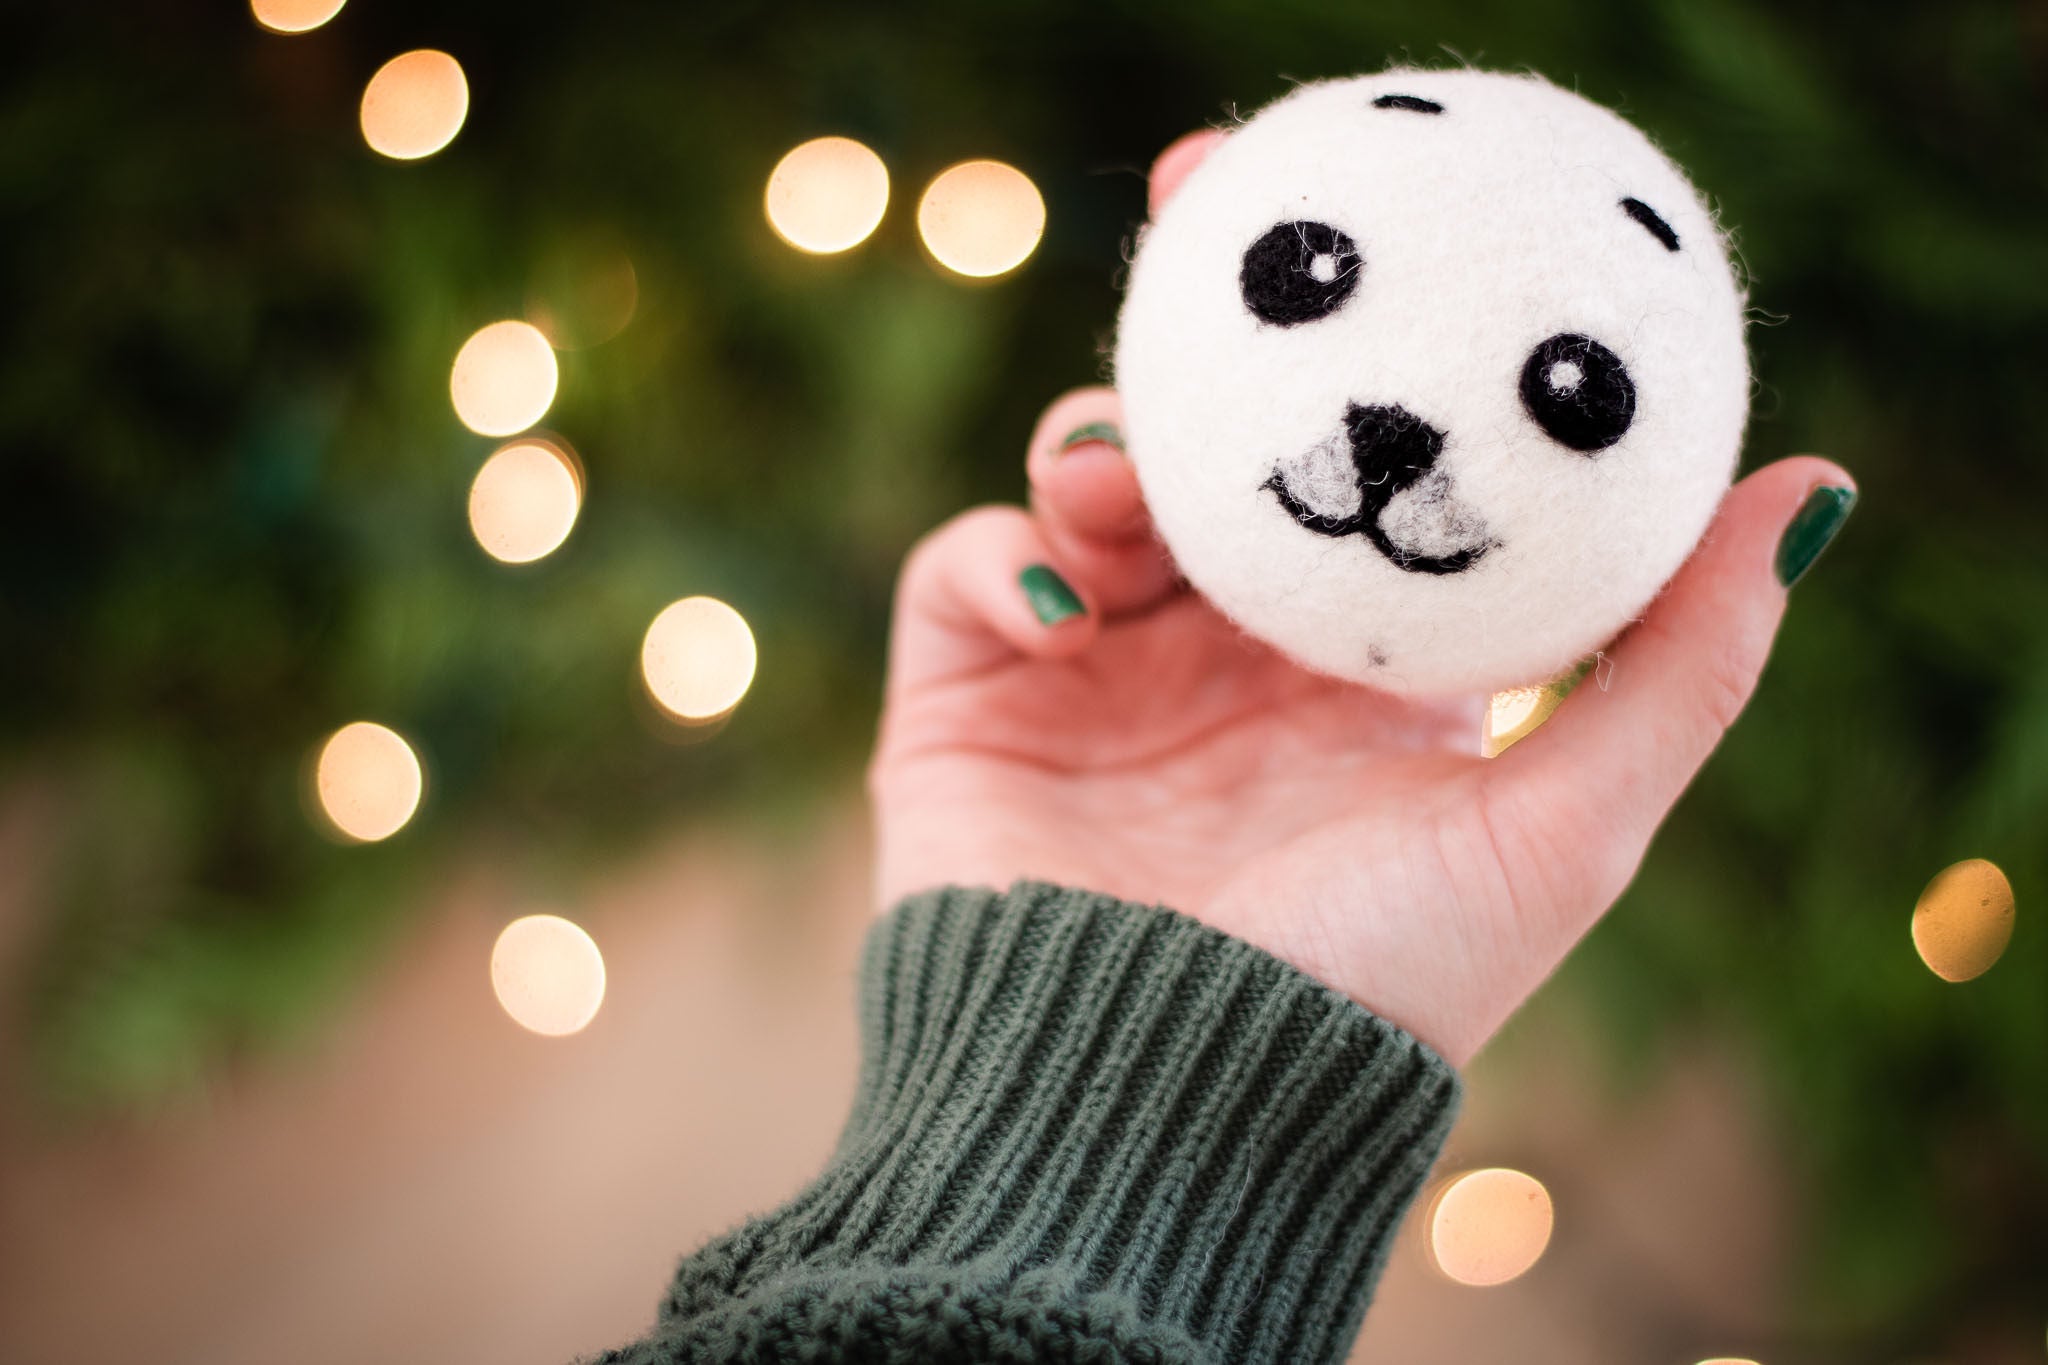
1024,387,1181,617
1148,129,1229,219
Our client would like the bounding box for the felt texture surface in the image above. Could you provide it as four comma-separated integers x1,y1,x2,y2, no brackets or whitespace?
1115,68,1751,696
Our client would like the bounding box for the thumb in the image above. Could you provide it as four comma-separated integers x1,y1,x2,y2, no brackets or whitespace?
1492,456,1857,899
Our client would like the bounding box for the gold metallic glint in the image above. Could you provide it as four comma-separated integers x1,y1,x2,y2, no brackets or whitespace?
1912,857,2015,982
1481,686,1553,756
1482,659,1593,757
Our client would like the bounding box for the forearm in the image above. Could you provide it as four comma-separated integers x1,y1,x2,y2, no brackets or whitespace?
588,882,1459,1365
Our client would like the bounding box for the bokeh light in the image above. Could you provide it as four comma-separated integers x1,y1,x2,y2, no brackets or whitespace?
916,159,1045,277
468,439,582,564
1912,857,2015,982
359,50,469,161
490,914,606,1036
1429,1167,1554,1286
641,596,758,723
314,722,423,843
450,320,559,437
1696,1359,1763,1364
765,137,891,254
251,0,346,33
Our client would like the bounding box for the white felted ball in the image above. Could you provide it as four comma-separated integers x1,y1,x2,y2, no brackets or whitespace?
1115,68,1750,697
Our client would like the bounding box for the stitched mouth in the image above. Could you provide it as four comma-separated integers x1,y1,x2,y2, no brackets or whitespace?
1262,471,1493,575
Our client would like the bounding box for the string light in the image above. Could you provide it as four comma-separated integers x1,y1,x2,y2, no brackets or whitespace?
917,159,1045,278
1912,857,2015,982
490,914,606,1036
359,50,469,161
468,439,582,564
641,596,757,723
251,0,346,33
313,722,423,842
450,320,559,437
765,137,891,254
1428,1167,1554,1286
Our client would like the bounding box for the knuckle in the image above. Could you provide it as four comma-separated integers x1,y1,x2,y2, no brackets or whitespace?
897,504,1015,600
1697,633,1763,734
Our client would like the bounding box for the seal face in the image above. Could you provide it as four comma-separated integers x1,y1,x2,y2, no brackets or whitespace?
1114,69,1751,696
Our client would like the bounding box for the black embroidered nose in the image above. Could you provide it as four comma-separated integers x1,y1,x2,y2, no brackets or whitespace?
1346,404,1445,517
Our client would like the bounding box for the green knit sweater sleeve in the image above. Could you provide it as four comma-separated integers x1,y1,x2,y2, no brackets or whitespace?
586,881,1460,1365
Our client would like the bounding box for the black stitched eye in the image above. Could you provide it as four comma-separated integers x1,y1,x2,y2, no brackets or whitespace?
1239,221,1362,326
1518,333,1636,452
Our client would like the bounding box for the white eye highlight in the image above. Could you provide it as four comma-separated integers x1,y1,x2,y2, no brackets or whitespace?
1545,359,1585,393
1308,252,1341,283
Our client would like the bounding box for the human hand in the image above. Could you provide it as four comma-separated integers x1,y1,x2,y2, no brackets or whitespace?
867,131,1856,1066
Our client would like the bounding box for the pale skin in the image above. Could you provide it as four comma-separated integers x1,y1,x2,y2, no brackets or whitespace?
869,130,1855,1067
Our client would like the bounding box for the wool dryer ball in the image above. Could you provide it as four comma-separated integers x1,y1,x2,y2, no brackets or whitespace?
1114,69,1751,697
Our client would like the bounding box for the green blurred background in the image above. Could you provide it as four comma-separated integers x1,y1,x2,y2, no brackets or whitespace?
1,0,2042,1358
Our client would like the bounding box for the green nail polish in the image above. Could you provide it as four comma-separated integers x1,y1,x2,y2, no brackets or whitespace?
1019,563,1085,626
1058,420,1124,454
1775,485,1857,587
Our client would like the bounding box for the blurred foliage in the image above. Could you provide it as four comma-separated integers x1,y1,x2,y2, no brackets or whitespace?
1,0,2043,1354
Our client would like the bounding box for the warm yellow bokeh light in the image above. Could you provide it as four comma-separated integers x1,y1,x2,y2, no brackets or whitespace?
1912,857,2015,982
641,596,758,722
359,50,469,161
251,0,346,33
765,137,891,254
469,440,582,564
450,320,559,437
917,160,1045,278
314,721,423,843
491,914,606,1036
1429,1167,1554,1287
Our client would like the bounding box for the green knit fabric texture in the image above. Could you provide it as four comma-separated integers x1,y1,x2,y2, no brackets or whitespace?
588,881,1461,1364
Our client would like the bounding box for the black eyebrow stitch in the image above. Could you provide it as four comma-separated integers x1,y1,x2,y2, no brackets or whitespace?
1372,94,1443,114
1620,196,1681,251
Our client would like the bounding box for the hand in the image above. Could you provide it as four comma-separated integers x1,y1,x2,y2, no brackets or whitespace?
867,131,1855,1066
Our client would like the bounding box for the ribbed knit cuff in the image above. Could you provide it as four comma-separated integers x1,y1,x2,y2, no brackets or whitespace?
615,882,1459,1365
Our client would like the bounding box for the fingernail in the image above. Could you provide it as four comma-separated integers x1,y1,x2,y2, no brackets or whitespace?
1058,420,1124,455
1775,484,1857,587
1019,563,1085,626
